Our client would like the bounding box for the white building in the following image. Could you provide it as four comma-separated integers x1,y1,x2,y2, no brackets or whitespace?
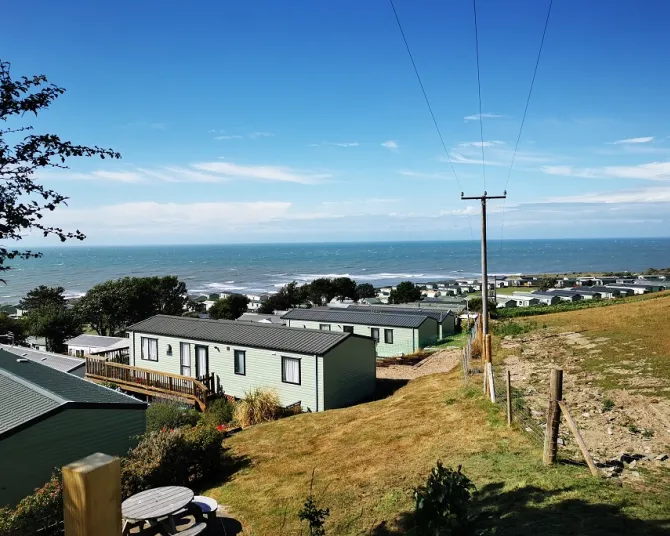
67,334,128,357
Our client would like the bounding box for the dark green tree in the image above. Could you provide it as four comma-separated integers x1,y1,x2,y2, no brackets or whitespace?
355,283,376,300
306,278,337,306
258,281,307,314
76,276,188,335
538,277,558,291
331,277,358,302
0,61,120,276
0,312,27,345
466,297,498,318
18,285,66,312
389,281,422,304
208,294,249,320
24,305,82,352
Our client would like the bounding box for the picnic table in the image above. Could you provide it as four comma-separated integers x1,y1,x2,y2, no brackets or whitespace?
122,486,194,535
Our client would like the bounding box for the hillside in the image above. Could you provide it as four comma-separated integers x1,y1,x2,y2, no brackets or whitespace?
206,302,670,536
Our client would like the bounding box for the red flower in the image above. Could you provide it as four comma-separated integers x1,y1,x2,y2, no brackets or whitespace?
216,424,225,432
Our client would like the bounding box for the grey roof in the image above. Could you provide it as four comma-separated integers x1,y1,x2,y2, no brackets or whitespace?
90,338,130,354
66,334,126,348
345,305,454,322
0,344,85,374
0,350,145,438
543,290,584,297
128,315,353,356
580,286,620,293
237,313,284,324
282,308,430,328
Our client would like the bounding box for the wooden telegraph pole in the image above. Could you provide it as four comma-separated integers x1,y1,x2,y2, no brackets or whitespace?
462,192,506,402
543,368,563,465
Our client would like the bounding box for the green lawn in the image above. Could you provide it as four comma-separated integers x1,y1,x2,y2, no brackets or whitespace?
206,372,669,535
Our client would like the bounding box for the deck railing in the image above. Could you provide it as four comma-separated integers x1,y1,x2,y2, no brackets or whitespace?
85,357,210,410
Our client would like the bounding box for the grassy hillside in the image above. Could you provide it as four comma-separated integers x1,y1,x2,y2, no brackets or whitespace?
207,372,669,535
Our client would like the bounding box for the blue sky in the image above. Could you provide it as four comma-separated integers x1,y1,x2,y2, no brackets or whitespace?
3,0,670,245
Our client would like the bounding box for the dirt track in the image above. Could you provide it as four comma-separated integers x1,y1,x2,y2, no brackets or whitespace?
375,348,462,381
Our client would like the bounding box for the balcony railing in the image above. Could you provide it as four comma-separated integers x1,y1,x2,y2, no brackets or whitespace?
85,357,211,411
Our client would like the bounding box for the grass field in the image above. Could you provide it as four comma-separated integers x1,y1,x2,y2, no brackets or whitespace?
206,372,670,535
520,290,670,392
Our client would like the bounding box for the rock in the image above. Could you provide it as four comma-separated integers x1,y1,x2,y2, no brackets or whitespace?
582,412,591,418
629,460,637,469
620,453,635,464
525,427,533,433
607,426,613,435
504,335,514,341
557,438,566,446
655,453,669,462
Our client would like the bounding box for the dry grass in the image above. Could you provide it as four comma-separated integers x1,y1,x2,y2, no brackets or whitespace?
206,371,670,535
233,388,282,428
534,291,670,391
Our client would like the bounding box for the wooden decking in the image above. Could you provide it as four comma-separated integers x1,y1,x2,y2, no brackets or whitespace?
86,357,213,411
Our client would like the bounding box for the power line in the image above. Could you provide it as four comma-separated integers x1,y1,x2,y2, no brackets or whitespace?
499,0,554,249
387,0,475,239
472,0,486,190
504,0,553,189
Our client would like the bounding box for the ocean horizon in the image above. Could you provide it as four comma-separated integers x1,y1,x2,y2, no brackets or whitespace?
2,238,669,305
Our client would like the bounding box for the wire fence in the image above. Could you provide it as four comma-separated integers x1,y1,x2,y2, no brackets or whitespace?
461,316,480,382
492,366,546,444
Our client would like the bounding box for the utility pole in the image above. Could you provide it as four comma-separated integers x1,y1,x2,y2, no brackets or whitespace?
461,191,506,338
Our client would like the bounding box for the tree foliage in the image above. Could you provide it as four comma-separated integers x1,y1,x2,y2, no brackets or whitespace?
355,283,376,300
208,294,249,320
538,277,558,291
0,312,27,345
18,285,66,312
24,304,82,352
389,281,423,304
331,277,358,302
258,281,307,314
0,61,120,275
76,276,188,335
466,297,499,319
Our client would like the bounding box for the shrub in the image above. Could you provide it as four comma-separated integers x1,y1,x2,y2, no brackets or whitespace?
413,461,475,535
146,400,201,433
0,471,63,536
602,398,615,412
233,388,281,428
201,397,236,426
492,321,537,338
470,337,482,359
121,424,225,498
298,495,330,536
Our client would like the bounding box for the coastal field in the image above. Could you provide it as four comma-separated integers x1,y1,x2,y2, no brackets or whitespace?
206,363,669,533
493,292,670,479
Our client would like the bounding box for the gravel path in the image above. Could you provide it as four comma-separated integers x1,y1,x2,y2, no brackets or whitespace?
376,348,462,380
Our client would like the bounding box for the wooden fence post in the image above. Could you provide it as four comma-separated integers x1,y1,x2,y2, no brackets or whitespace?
543,368,563,465
557,401,600,477
63,453,121,536
485,333,493,364
506,369,512,426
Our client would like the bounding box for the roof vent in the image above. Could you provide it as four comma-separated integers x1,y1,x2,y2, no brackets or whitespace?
21,353,27,357
41,357,47,361
16,358,29,363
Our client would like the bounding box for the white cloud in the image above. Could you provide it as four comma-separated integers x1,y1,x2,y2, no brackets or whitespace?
40,161,330,185
193,162,331,184
546,186,670,204
214,135,243,140
611,137,654,145
38,170,146,183
541,161,670,181
249,132,274,139
307,142,359,147
381,140,399,150
463,113,505,122
458,141,504,148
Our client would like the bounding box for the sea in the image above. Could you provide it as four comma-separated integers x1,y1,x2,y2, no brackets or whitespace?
1,238,669,305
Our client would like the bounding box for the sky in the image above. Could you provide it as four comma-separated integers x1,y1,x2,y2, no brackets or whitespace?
2,0,670,245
